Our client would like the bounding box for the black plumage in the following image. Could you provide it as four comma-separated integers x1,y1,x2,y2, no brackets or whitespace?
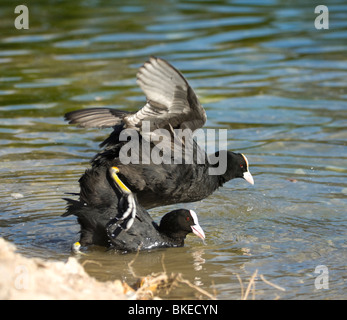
63,166,205,251
65,57,254,210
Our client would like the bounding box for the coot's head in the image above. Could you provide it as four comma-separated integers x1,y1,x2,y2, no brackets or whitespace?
159,209,205,243
221,151,254,185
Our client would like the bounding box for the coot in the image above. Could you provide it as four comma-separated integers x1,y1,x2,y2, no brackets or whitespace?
63,166,205,251
65,57,254,209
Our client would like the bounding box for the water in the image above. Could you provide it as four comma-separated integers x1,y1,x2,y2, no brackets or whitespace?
1,0,346,299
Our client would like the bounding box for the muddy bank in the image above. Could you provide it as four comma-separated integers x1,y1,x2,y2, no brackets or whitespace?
0,238,129,300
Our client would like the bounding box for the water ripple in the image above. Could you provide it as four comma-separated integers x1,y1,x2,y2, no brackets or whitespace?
0,0,346,300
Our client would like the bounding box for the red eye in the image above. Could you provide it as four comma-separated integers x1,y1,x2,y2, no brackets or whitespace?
240,165,244,168
186,217,190,221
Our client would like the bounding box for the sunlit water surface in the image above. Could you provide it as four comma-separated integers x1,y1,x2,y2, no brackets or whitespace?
1,0,346,299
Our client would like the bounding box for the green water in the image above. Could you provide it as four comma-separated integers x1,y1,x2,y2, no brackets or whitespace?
1,0,346,299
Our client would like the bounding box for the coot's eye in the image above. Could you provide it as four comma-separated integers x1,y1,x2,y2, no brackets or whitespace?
240,165,244,168
186,217,190,221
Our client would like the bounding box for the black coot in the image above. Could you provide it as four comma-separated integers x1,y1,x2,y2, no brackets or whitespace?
63,166,205,251
65,57,254,209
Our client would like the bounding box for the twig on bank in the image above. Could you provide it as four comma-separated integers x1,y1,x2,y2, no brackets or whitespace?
237,270,286,300
242,269,258,300
176,274,217,300
260,274,286,292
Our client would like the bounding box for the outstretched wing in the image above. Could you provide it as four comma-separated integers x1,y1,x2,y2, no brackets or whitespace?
64,108,131,128
125,56,206,131
64,57,206,131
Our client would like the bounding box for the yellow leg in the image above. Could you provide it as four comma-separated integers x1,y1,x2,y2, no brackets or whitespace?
110,167,131,194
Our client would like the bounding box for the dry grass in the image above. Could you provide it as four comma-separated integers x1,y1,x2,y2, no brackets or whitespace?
125,250,217,300
126,252,286,300
236,269,286,300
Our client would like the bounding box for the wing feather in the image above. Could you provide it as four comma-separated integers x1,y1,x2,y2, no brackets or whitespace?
125,57,206,131
64,108,131,128
64,57,207,131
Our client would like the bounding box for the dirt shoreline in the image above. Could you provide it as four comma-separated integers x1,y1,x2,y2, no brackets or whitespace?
0,238,130,300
